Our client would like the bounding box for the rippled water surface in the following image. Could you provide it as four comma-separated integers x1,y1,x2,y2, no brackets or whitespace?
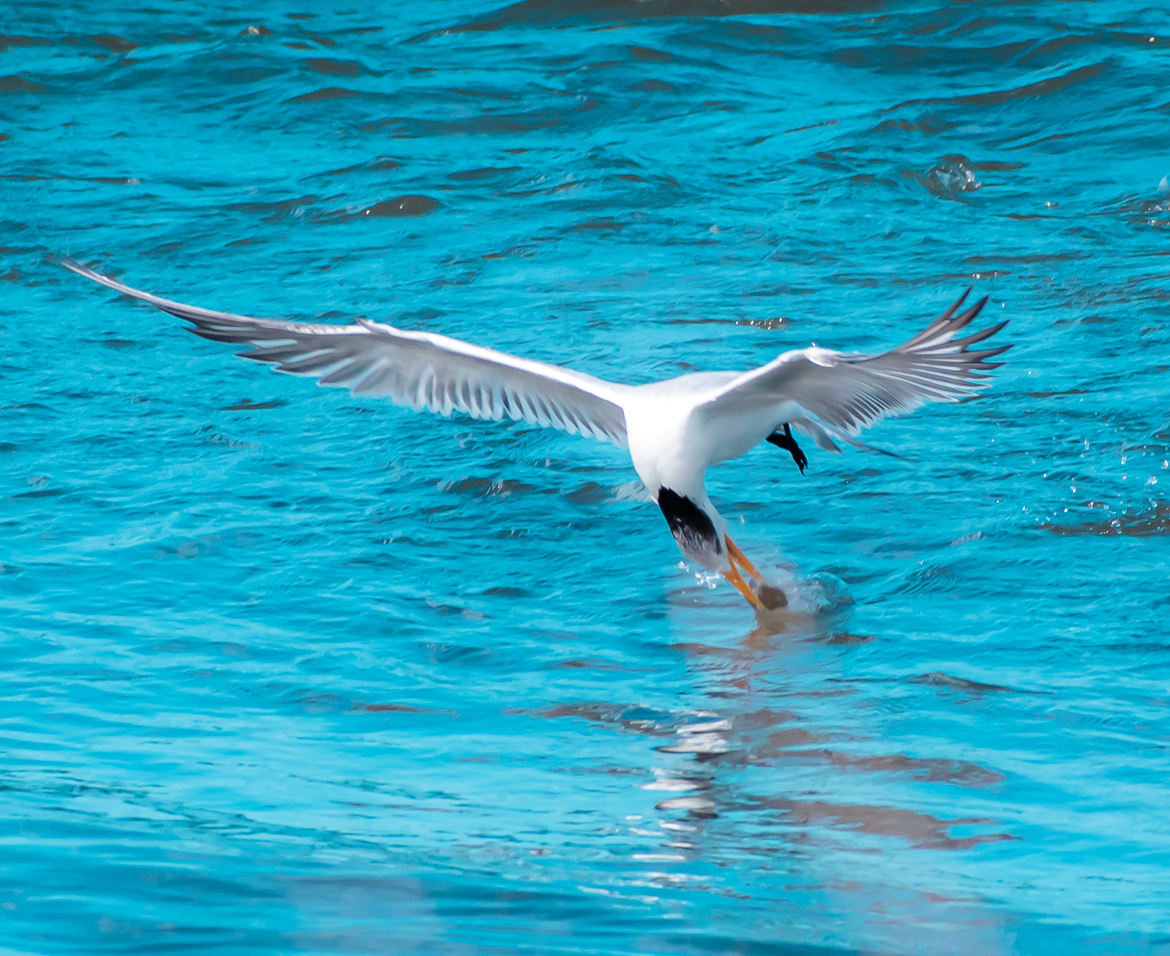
5,2,1170,953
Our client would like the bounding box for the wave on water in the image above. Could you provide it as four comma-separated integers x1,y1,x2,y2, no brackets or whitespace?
6,1,1170,953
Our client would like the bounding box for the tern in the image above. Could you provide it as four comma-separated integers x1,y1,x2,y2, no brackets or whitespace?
63,259,1008,610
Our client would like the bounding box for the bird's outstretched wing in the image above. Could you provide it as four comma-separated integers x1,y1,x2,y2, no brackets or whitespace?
698,290,1008,450
62,259,630,446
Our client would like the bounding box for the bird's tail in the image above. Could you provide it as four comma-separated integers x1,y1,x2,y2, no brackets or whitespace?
790,417,909,461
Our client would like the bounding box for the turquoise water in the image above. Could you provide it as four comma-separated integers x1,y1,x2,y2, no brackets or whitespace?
4,2,1170,953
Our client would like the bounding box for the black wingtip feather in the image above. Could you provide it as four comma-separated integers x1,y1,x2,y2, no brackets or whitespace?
951,317,1008,349
938,288,972,323
953,295,990,329
971,343,1012,361
184,324,243,344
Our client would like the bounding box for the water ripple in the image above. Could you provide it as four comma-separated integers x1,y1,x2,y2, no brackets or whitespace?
6,1,1170,952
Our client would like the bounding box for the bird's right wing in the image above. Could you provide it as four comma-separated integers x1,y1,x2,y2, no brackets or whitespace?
62,259,630,447
696,290,1008,448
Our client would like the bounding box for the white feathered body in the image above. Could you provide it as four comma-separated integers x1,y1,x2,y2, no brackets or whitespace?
622,373,806,569
625,373,799,493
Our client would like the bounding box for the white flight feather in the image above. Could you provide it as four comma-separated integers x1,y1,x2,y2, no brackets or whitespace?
61,259,631,447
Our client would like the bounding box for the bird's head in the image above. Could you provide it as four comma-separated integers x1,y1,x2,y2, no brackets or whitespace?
655,486,727,571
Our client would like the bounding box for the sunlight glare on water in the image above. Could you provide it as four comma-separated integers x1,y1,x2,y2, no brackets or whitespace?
3,1,1170,953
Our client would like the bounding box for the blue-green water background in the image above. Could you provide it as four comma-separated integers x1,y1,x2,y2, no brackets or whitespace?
4,2,1170,953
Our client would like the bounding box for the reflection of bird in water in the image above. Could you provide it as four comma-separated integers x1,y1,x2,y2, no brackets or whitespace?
64,260,1008,611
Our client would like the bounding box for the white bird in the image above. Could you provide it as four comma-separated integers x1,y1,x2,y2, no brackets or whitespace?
62,259,1008,611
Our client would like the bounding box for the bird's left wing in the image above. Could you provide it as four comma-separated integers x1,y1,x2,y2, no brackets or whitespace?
62,259,629,446
696,290,1008,446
